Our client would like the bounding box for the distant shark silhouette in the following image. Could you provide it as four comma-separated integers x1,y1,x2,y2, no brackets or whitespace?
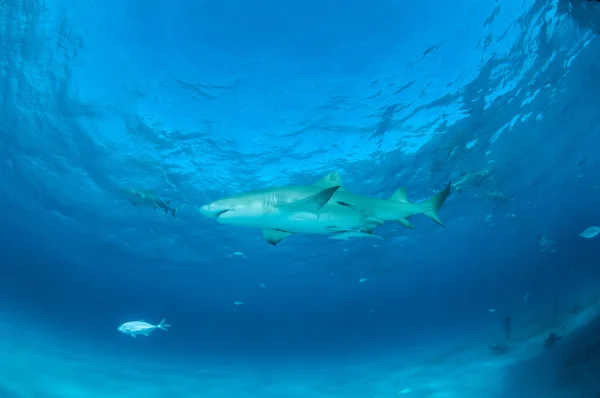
121,188,177,218
199,171,451,245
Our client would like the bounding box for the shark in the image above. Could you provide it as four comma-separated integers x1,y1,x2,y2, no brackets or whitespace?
199,171,451,245
120,188,177,218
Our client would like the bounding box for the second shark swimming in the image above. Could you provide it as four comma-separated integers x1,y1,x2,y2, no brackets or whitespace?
199,171,451,245
121,188,178,218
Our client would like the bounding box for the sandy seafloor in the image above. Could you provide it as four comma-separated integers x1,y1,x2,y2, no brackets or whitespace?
2,288,600,398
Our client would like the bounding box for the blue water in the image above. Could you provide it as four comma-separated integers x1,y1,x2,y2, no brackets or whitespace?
2,0,600,397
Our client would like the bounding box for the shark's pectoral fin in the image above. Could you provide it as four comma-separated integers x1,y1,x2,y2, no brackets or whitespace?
279,186,340,214
312,171,346,191
263,229,293,245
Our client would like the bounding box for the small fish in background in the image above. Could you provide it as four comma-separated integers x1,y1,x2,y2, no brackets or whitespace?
488,343,510,356
537,234,556,252
488,308,496,313
117,318,171,338
544,332,562,348
502,316,512,341
579,226,600,239
234,301,245,305
258,283,266,288
228,251,248,259
359,277,368,283
570,304,584,314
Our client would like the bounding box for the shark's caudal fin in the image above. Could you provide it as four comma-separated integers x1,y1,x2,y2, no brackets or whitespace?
389,183,451,227
418,183,452,226
156,318,171,331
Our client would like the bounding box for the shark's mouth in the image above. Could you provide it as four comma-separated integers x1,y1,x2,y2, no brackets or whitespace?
215,209,232,219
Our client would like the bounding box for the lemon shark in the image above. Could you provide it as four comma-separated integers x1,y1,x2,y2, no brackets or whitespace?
199,171,451,245
120,188,177,218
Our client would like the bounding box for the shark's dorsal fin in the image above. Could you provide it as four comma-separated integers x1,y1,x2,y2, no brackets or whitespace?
389,187,410,203
313,171,346,191
263,229,293,245
279,186,340,213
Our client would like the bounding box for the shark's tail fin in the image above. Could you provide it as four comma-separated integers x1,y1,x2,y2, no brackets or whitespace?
419,183,451,226
156,318,171,331
171,208,177,218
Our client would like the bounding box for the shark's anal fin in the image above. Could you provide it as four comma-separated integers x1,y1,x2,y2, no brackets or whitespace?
364,217,384,225
362,217,385,234
263,229,293,245
312,171,346,191
280,186,340,213
397,217,415,229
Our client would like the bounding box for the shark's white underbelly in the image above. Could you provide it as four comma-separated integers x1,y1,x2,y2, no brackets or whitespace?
219,208,367,234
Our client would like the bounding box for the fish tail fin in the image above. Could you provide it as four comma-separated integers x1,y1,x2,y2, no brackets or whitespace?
419,183,451,226
157,318,171,331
